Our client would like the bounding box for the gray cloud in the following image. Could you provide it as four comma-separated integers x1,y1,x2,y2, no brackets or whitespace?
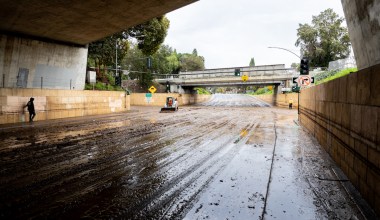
165,0,346,68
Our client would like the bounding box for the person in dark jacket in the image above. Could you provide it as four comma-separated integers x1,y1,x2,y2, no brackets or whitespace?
289,98,293,109
25,97,36,122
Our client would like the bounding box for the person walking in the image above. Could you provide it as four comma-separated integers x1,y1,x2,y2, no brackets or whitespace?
25,97,36,122
289,98,293,109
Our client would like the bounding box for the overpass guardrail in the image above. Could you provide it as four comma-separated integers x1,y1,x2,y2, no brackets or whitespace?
153,68,296,81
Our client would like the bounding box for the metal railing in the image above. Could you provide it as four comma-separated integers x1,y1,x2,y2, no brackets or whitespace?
153,68,296,80
1,74,77,90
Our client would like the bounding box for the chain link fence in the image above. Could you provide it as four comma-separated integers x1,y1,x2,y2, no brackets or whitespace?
328,56,357,71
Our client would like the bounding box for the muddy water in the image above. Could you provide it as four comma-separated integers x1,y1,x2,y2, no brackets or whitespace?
0,94,365,219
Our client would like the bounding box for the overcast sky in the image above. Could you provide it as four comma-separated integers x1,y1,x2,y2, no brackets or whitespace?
164,0,346,69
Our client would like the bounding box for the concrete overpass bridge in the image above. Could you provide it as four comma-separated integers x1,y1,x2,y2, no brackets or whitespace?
155,64,296,93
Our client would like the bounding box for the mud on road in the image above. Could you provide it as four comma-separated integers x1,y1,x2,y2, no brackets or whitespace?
0,94,367,219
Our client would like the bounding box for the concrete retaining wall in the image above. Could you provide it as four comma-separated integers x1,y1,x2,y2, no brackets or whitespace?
0,88,130,124
130,93,211,106
299,64,380,215
255,93,299,108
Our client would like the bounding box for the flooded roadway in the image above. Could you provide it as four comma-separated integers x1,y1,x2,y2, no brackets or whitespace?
0,94,368,219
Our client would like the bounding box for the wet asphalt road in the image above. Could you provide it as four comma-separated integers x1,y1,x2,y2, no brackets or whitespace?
0,94,366,219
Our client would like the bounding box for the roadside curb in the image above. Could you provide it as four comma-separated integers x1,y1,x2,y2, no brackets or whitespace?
332,168,378,220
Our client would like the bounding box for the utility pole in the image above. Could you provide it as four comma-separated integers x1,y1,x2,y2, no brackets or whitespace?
115,39,118,76
115,39,122,86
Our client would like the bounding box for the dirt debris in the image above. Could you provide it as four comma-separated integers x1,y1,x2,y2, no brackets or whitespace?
0,94,370,219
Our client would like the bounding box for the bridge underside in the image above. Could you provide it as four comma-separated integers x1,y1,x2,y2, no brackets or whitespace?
167,81,283,94
0,0,197,90
0,0,197,45
180,81,282,88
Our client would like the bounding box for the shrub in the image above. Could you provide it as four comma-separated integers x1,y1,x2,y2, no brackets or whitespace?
194,87,211,95
84,83,93,90
254,87,273,95
315,68,357,85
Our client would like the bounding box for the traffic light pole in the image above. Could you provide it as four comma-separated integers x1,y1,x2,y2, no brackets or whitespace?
116,39,118,79
115,39,121,86
266,47,306,122
298,90,300,120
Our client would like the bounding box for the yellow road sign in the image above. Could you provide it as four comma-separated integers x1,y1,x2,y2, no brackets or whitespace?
241,75,248,82
148,86,157,93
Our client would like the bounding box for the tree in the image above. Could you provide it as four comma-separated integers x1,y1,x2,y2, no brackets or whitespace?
178,50,205,72
129,16,170,55
122,45,205,91
88,33,129,83
295,9,350,67
123,44,180,89
122,44,153,90
166,52,181,74
291,62,300,71
88,16,170,86
150,45,180,75
249,57,255,67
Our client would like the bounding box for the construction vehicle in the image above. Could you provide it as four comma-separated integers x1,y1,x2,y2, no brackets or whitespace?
160,97,178,113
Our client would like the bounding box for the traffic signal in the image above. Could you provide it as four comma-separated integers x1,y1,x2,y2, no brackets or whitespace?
300,58,309,75
234,68,241,76
115,76,121,86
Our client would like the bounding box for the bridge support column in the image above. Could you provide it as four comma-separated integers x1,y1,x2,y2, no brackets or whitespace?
272,85,279,105
169,84,194,94
0,34,88,90
169,84,186,93
342,0,380,70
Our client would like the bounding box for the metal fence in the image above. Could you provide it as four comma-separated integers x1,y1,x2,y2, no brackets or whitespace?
328,56,357,71
2,64,81,90
1,73,77,90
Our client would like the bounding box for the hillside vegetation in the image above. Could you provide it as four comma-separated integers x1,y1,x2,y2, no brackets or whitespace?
315,68,357,85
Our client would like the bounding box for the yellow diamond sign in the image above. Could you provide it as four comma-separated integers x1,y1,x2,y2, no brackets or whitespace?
148,86,157,93
241,75,248,82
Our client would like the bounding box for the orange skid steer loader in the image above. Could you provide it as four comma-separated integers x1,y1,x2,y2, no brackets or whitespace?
160,97,178,113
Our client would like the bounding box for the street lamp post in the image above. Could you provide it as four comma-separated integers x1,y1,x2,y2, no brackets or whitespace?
267,46,301,118
267,46,300,59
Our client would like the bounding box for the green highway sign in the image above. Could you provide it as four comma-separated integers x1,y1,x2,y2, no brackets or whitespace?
292,86,300,93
